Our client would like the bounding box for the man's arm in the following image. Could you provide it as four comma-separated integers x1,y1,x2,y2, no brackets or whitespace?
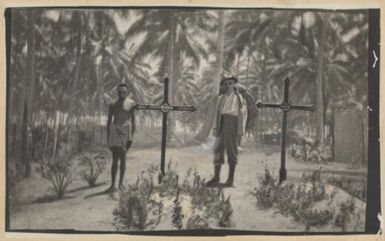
211,96,222,137
131,109,136,137
106,104,113,143
239,95,248,137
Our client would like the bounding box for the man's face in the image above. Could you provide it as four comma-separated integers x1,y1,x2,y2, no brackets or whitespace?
222,80,236,93
117,86,128,100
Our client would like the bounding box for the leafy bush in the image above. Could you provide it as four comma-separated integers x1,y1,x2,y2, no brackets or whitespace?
79,152,106,187
171,188,184,229
113,167,163,231
328,176,366,201
335,197,355,231
184,170,234,228
113,164,234,230
186,213,209,229
253,167,333,230
36,146,76,199
291,139,332,163
214,191,233,228
158,161,179,197
253,167,278,209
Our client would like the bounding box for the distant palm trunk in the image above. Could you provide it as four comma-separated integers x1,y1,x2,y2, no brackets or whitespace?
42,113,50,161
52,111,60,159
236,54,240,76
67,12,83,146
359,113,365,164
330,97,336,161
256,47,267,142
246,50,251,82
166,9,177,141
315,13,328,144
194,10,224,142
20,10,36,177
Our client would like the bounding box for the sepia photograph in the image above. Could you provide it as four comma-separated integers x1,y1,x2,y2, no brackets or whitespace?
5,6,381,234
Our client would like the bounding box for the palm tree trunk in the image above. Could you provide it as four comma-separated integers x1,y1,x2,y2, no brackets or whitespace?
67,12,83,147
359,113,365,164
52,111,61,159
330,97,335,161
256,48,267,142
194,10,224,142
166,9,177,141
236,54,240,76
246,50,251,82
315,13,328,144
20,10,36,177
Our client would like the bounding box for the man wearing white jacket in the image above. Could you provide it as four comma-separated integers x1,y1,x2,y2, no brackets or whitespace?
206,77,247,187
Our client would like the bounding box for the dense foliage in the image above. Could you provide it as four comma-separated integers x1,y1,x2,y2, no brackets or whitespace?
113,162,233,230
252,166,364,231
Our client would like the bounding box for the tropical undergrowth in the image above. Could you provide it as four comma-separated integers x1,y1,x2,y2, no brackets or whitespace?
113,160,233,231
252,165,363,231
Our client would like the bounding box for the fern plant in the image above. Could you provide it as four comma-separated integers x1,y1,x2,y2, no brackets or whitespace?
37,146,75,199
79,153,106,187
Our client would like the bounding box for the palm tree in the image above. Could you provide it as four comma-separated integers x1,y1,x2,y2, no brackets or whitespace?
195,10,224,142
266,11,361,144
125,9,212,138
17,9,37,177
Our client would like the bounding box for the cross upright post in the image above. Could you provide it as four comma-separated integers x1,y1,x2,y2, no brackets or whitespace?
135,77,196,183
256,77,315,183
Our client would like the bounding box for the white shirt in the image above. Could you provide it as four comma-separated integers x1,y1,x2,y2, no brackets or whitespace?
221,92,239,116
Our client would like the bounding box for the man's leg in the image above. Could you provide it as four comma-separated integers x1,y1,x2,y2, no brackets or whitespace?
118,141,132,190
118,147,127,191
224,118,238,187
106,147,118,192
206,137,224,187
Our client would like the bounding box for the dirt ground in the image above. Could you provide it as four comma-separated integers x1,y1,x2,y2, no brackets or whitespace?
9,143,366,232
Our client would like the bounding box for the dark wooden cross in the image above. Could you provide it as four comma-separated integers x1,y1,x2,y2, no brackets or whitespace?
256,77,315,183
135,77,196,183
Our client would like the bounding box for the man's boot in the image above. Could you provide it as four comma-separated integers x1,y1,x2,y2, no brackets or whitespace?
206,165,221,187
224,164,236,187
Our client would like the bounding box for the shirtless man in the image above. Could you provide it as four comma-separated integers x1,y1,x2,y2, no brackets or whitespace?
105,84,136,192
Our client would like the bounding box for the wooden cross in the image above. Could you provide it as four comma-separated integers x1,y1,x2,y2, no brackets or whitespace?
135,77,196,183
256,77,315,183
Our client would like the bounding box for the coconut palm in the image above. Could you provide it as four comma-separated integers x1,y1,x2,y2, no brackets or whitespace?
125,9,213,138
266,11,366,144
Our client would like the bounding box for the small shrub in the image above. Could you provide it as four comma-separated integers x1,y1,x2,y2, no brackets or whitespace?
113,167,163,231
253,166,333,230
158,160,179,197
186,213,209,229
113,165,234,230
171,188,184,229
252,167,278,209
335,197,355,231
189,171,222,210
291,139,332,163
185,171,234,228
302,209,334,231
328,176,366,201
216,191,233,228
36,146,76,199
79,153,106,187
